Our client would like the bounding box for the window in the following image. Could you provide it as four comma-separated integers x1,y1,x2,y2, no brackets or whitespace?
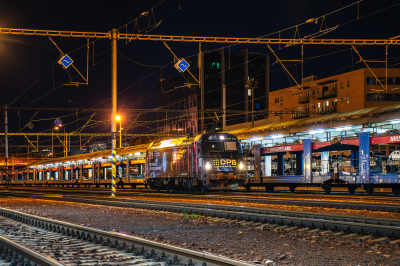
324,100,329,107
248,89,252,96
305,105,309,111
332,99,337,106
367,77,376,85
274,98,279,104
224,142,237,151
346,97,350,104
280,97,283,106
298,106,302,112
347,81,350,88
367,77,400,85
341,98,343,105
366,94,400,101
340,82,344,90
332,84,337,90
306,90,310,96
312,89,315,96
377,77,386,85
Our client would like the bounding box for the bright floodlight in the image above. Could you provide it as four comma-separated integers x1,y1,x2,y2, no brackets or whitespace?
115,115,121,121
391,120,400,124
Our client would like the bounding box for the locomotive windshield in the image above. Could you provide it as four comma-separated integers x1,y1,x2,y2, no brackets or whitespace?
207,141,242,155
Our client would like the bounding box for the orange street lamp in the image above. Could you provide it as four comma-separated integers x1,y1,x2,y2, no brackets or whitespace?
115,115,122,148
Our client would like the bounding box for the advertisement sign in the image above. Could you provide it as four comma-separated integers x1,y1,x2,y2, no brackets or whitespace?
359,132,370,183
303,139,312,183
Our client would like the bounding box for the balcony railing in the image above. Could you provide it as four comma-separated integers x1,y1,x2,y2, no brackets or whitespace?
317,105,337,115
298,96,310,104
317,90,337,100
291,111,309,119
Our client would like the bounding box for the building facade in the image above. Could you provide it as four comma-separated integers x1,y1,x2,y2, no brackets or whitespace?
269,68,400,122
157,49,270,134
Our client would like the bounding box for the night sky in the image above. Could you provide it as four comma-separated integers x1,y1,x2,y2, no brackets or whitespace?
1,0,400,148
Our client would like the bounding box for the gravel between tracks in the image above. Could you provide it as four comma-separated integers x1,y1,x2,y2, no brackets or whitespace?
90,194,400,220
1,197,400,266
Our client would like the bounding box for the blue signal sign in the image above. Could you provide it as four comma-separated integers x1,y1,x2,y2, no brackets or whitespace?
174,59,190,73
54,118,62,127
28,123,34,129
58,54,74,69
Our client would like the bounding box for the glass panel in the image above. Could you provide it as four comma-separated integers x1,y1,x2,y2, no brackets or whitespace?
224,142,237,151
209,142,224,152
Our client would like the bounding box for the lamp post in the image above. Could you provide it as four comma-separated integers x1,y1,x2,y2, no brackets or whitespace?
115,115,121,148
52,126,59,158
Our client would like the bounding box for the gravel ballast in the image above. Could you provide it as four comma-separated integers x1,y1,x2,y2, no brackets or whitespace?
0,197,399,266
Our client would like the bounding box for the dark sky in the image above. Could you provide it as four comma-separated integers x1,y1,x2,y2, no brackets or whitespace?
1,0,400,146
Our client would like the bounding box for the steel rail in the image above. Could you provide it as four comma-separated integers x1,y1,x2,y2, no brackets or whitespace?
0,206,253,266
10,186,400,200
3,192,400,237
5,188,400,209
2,28,400,45
0,234,64,266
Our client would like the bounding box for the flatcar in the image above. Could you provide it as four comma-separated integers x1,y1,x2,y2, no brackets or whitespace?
145,132,246,191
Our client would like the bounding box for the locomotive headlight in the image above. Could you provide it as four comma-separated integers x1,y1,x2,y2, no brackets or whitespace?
239,162,244,169
205,162,211,170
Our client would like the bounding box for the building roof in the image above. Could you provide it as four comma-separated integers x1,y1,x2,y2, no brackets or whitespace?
225,103,400,140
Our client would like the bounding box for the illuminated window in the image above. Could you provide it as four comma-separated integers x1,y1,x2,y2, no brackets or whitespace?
217,62,221,69
346,97,350,104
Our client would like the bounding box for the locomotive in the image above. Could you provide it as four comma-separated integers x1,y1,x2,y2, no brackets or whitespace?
145,132,246,191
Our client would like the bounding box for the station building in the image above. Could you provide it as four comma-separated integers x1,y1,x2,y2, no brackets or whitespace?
156,49,270,134
269,68,400,122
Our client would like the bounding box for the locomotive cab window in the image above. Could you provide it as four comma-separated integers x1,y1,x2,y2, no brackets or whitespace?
224,141,237,151
209,142,224,152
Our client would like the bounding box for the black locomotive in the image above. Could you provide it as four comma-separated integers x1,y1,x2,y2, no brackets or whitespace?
145,132,246,191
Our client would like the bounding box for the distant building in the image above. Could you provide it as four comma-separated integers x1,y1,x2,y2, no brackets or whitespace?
157,49,270,134
269,68,400,122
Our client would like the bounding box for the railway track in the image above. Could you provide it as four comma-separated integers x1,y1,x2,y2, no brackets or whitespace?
0,230,63,266
3,192,400,238
7,186,400,202
7,189,399,211
0,206,253,266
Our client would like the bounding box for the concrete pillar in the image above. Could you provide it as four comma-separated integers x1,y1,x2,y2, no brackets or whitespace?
220,48,226,130
239,49,249,122
265,55,270,114
199,51,205,132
